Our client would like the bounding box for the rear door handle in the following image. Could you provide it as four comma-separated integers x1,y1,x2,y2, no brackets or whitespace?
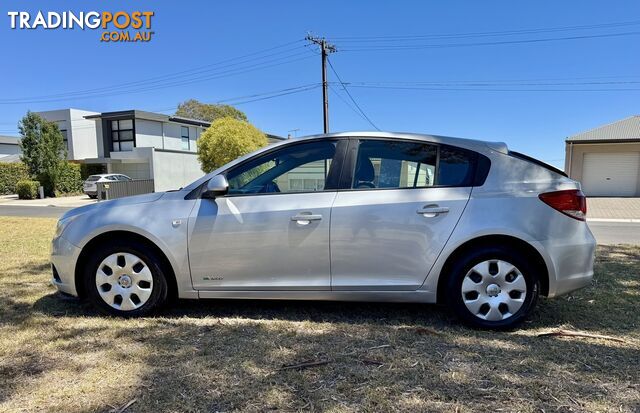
417,205,449,217
291,212,323,225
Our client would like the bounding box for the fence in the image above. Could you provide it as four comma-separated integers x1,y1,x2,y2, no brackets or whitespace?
96,179,155,201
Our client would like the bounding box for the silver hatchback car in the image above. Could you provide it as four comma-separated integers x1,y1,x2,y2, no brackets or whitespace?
51,132,595,329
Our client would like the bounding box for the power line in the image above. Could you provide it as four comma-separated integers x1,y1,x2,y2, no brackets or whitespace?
216,83,321,104
327,58,380,130
330,20,640,41
348,80,640,87
339,31,640,51
328,84,375,126
0,40,307,104
0,53,313,104
348,84,640,92
146,83,323,113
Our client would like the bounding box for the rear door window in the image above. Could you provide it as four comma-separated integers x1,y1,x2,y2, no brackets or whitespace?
352,140,437,189
351,139,477,189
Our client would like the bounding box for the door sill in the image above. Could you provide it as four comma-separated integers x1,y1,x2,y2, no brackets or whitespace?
197,289,436,303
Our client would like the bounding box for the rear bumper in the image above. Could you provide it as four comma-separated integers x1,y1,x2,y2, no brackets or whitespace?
538,225,596,298
50,235,81,296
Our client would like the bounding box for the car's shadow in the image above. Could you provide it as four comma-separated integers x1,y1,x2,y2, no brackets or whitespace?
33,291,455,328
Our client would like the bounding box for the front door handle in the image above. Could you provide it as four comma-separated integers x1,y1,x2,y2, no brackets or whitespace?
417,205,449,217
291,212,323,225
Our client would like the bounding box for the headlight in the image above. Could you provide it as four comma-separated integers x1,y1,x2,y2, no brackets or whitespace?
54,216,75,238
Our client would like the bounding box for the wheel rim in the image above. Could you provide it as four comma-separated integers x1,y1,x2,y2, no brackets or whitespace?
461,259,527,321
95,252,153,311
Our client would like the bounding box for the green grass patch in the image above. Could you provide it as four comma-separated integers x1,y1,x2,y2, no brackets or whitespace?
0,217,638,412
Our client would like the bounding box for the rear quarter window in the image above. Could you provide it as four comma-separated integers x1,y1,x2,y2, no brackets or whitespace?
437,146,475,186
437,145,490,187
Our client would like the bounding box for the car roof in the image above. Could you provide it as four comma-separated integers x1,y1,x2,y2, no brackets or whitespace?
295,131,509,154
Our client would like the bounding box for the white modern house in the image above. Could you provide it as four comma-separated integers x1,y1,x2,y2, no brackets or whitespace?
37,109,100,161
0,136,21,162
35,108,284,192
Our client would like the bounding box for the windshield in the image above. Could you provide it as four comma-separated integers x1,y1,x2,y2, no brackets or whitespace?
86,175,101,181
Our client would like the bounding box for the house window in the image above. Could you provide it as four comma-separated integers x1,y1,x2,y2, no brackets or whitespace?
181,126,190,150
60,129,68,150
111,119,134,151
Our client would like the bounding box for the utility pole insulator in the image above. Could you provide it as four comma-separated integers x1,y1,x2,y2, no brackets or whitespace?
306,34,337,134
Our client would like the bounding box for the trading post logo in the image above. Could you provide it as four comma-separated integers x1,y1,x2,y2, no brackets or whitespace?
7,11,155,42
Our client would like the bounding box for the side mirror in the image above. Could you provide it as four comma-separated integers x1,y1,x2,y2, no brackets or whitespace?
202,175,229,199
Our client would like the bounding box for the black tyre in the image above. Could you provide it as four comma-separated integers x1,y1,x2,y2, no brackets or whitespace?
445,245,539,330
83,240,169,317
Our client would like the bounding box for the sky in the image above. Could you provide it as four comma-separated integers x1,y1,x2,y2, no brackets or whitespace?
1,0,639,168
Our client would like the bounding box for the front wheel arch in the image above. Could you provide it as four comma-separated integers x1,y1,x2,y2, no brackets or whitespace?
437,235,549,305
75,231,178,301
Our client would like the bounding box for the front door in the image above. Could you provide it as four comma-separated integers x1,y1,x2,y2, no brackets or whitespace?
330,139,474,290
188,139,345,290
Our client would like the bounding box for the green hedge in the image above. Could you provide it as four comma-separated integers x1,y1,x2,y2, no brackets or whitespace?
16,179,39,200
56,162,83,195
0,163,29,195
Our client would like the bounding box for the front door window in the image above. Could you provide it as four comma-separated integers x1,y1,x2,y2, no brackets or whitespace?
226,140,337,195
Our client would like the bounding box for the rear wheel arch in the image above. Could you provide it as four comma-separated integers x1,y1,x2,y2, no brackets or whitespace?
437,234,549,304
74,231,178,301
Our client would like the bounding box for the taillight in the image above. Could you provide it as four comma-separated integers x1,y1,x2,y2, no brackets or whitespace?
538,190,587,221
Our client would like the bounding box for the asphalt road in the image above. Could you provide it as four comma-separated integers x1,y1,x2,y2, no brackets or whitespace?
0,205,72,218
0,205,638,245
587,221,640,245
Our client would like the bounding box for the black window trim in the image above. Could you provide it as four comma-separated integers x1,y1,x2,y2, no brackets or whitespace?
186,136,491,200
509,150,567,177
339,136,490,192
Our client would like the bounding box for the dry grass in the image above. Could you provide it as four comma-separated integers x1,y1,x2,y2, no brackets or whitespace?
0,216,639,413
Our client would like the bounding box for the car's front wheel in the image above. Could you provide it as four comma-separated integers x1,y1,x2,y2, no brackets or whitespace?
445,246,539,330
83,240,168,316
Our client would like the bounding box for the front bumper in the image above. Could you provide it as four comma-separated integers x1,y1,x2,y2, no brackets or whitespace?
51,235,81,296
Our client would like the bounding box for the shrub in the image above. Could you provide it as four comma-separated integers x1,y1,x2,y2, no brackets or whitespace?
19,111,66,196
197,117,267,173
56,162,83,195
16,179,40,200
0,162,29,195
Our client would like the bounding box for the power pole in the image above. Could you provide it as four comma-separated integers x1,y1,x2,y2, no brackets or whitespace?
306,34,336,133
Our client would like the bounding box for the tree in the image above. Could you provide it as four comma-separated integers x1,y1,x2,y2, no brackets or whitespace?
197,118,267,173
175,99,247,123
18,111,67,196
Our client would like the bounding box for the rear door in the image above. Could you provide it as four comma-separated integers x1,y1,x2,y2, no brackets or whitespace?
330,138,476,290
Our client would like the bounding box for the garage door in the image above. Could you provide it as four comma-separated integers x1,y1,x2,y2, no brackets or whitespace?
581,152,640,196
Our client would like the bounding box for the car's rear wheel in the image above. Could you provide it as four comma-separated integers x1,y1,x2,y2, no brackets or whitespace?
445,246,539,330
83,240,168,316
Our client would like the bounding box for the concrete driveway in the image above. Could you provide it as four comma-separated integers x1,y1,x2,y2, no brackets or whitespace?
0,194,96,208
587,197,640,221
